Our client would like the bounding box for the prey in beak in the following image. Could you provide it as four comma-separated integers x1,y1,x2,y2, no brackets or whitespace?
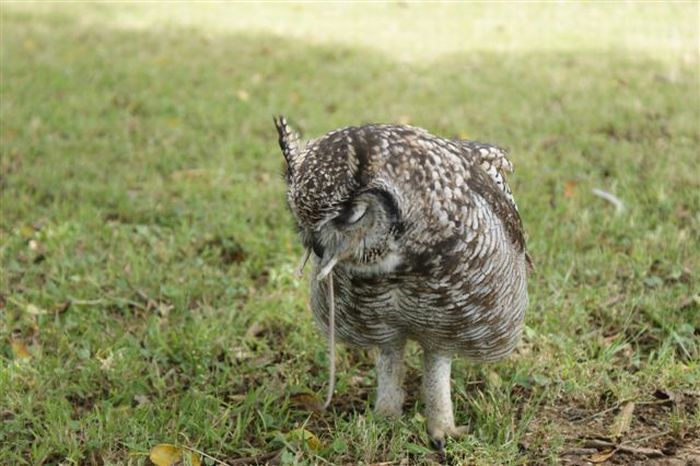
295,243,343,411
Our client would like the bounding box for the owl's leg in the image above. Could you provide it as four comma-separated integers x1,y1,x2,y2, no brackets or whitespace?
422,351,468,448
374,340,406,417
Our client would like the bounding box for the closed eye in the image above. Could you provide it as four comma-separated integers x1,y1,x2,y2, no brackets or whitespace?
346,204,367,224
334,202,367,226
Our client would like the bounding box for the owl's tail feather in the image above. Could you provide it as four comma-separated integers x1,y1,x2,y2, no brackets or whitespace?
321,272,336,410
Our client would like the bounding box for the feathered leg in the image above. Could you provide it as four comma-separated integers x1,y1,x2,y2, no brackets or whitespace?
374,340,406,417
422,351,468,448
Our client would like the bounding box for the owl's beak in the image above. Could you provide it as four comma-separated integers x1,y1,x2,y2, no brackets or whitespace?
295,245,344,281
317,252,339,281
317,238,354,281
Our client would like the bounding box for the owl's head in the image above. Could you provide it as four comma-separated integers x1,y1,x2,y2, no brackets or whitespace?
274,116,404,278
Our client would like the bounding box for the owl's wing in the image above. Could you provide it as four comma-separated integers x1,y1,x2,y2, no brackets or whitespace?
454,140,532,267
455,140,517,212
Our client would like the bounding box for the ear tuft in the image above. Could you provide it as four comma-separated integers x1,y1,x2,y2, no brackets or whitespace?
273,115,301,171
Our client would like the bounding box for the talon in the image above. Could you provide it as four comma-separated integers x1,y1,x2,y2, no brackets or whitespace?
447,425,469,438
428,424,468,449
431,435,446,451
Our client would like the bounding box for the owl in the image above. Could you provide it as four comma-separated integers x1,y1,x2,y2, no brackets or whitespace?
274,116,529,448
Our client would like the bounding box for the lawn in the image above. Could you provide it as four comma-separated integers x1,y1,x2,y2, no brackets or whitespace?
1,3,699,465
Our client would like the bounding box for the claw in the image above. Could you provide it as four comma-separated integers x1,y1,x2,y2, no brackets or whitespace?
428,424,469,450
431,436,446,452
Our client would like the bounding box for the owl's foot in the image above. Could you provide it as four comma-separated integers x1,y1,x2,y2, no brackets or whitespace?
428,423,469,450
374,393,405,418
374,342,407,418
422,351,467,450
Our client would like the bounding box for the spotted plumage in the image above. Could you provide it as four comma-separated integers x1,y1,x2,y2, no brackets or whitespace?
274,116,529,446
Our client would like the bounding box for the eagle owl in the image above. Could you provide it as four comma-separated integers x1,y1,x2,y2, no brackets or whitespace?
275,116,529,447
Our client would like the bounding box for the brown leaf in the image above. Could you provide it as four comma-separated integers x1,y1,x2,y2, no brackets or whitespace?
588,448,617,463
288,392,323,413
610,401,635,440
10,339,31,360
564,180,577,198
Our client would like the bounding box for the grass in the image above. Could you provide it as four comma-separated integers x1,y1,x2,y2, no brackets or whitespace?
1,3,699,465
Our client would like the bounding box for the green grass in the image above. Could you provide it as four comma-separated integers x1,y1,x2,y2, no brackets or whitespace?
1,3,699,465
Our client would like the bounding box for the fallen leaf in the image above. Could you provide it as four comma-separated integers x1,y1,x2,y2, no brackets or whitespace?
610,401,635,440
564,180,577,198
26,303,48,315
149,444,201,466
588,448,617,463
10,339,31,360
288,392,323,413
286,428,322,451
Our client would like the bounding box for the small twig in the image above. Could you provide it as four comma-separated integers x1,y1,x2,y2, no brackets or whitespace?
561,448,598,456
583,439,664,458
579,396,675,423
579,397,635,422
591,188,625,214
628,430,671,445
